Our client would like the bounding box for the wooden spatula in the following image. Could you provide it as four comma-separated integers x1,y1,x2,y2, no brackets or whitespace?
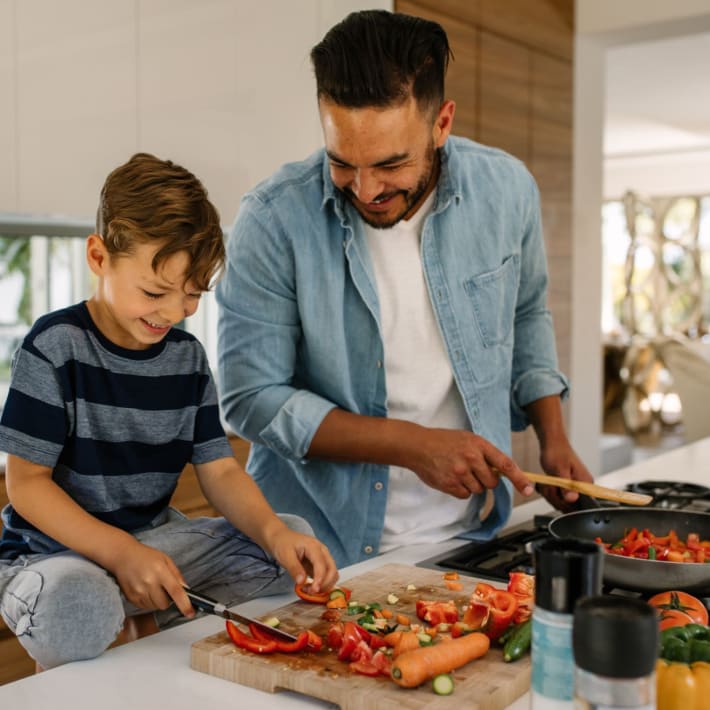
522,471,652,506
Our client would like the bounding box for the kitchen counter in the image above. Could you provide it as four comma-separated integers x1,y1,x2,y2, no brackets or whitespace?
3,437,710,709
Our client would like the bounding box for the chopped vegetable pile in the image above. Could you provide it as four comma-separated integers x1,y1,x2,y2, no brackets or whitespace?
596,527,710,563
223,570,536,695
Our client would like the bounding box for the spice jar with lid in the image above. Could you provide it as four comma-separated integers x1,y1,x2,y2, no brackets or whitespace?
573,595,658,709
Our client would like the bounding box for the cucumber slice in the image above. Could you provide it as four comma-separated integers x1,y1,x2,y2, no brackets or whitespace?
262,617,280,628
432,673,455,695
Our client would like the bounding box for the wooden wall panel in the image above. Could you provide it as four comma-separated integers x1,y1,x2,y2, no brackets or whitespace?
479,0,574,60
478,30,530,163
400,0,481,26
398,1,478,139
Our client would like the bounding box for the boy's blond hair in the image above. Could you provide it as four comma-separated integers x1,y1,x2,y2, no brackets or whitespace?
97,153,224,291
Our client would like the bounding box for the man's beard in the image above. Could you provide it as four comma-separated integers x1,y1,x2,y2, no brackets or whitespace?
343,145,438,229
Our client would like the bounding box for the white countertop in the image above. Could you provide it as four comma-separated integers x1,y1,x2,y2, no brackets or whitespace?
3,437,710,709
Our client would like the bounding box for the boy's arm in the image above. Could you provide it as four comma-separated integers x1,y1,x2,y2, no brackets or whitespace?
5,454,194,617
194,457,338,593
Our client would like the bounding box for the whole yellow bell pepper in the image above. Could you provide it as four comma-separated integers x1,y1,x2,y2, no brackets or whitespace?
657,659,710,709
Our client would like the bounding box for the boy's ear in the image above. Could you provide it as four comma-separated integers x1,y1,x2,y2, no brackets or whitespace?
86,233,108,276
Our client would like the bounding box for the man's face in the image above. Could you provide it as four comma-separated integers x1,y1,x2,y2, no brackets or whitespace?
319,96,454,229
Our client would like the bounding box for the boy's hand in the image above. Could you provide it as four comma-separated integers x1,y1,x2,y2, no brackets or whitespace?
268,529,339,594
107,539,195,618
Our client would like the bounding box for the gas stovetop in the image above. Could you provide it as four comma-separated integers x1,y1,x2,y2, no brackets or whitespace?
416,480,710,597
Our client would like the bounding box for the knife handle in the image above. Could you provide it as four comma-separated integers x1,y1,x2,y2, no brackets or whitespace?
184,587,227,615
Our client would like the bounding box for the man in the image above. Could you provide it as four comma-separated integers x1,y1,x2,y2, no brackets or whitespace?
216,10,593,567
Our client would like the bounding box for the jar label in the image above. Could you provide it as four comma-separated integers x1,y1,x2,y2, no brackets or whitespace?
532,612,574,701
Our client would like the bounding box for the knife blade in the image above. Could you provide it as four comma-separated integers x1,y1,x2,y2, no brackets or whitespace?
184,588,298,642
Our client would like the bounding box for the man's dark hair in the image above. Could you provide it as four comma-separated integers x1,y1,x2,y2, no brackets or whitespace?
310,10,451,113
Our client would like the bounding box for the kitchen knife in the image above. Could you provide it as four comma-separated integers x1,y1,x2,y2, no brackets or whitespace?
184,588,299,642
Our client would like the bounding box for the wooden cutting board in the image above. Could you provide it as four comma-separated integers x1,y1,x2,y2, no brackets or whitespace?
191,563,530,709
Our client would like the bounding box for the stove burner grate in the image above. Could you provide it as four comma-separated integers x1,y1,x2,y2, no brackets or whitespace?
628,480,710,512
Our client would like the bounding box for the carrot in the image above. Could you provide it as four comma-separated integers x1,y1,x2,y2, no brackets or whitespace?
381,608,394,619
326,597,347,609
396,613,410,626
443,572,460,581
391,632,490,688
393,630,421,658
383,630,403,647
445,581,464,591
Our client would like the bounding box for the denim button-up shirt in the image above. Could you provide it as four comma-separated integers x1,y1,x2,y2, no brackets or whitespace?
216,136,568,567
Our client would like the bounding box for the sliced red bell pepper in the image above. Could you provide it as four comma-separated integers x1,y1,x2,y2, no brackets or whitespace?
484,589,518,639
248,623,310,652
463,582,519,640
415,600,459,625
305,629,323,652
294,582,331,604
225,620,277,653
507,571,535,623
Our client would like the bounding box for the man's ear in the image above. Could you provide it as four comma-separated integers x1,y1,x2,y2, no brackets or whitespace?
432,100,456,148
86,233,108,276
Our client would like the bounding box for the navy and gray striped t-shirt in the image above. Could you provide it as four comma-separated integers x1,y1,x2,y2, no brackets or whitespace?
0,301,233,559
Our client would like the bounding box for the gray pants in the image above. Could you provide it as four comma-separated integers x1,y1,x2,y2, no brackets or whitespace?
0,510,311,669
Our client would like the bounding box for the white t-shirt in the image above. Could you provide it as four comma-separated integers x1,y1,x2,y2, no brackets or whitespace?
363,191,477,552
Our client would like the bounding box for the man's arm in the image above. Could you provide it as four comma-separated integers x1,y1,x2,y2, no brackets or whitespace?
525,395,594,510
308,408,534,499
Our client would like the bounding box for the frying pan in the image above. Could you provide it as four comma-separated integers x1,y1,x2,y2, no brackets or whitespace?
548,507,710,593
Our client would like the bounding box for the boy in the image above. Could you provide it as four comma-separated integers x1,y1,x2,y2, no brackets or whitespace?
0,153,337,669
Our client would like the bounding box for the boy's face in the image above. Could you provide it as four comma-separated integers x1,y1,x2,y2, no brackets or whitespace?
319,95,455,229
86,235,202,350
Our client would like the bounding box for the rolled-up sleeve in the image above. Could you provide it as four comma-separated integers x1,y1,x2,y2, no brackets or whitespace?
509,172,569,430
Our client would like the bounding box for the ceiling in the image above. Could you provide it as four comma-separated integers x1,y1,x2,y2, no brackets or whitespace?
603,31,710,197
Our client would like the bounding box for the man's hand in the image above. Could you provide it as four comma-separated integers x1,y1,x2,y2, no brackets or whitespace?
537,443,595,512
105,538,195,618
408,428,535,499
267,528,339,594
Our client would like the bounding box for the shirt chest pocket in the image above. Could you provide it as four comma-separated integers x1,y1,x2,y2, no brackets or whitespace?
463,255,519,348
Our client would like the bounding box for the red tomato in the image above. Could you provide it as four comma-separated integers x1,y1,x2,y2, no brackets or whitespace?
326,622,344,649
349,659,381,676
371,649,393,676
415,600,459,625
648,590,709,626
349,639,374,663
337,622,368,661
657,608,694,631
